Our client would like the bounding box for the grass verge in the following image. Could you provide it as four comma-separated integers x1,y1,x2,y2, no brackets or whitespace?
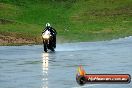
0,0,132,45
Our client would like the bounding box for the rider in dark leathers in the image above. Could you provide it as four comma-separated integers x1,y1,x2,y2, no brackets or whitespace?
43,23,57,48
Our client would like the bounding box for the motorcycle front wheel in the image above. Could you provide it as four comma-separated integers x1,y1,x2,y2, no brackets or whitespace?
43,40,48,52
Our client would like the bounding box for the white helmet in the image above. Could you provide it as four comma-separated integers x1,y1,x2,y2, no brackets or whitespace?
46,23,51,27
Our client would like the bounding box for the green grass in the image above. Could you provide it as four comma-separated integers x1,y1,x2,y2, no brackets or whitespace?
0,0,132,45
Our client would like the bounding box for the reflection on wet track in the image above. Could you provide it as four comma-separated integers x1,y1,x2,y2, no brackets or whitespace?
42,53,49,88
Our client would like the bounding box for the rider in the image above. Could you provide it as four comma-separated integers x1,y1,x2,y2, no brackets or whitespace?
43,23,57,48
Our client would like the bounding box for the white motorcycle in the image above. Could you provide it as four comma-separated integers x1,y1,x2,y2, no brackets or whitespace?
42,30,55,52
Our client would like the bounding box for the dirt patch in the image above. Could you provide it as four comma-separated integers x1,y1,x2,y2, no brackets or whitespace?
0,34,35,45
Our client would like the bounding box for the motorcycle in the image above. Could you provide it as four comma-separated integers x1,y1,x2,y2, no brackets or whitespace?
42,30,55,52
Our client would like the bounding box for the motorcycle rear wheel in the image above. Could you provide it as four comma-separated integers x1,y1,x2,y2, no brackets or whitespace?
50,47,55,52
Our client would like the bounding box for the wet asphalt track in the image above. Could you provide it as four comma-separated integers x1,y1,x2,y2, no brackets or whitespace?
0,37,132,88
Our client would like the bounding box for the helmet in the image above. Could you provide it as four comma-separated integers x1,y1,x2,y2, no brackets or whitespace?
46,23,51,27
